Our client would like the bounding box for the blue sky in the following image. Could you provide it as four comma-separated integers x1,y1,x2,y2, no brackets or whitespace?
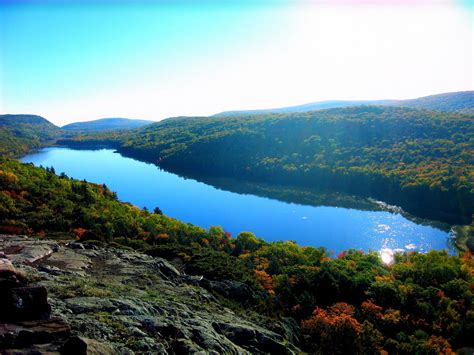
0,0,472,125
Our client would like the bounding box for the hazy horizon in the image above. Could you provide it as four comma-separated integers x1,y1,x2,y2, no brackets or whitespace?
1,0,472,125
2,89,474,127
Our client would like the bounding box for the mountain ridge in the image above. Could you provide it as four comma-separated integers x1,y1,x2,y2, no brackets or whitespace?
214,91,474,117
62,117,154,131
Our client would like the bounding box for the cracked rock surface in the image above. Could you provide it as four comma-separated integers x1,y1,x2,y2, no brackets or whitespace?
0,235,301,354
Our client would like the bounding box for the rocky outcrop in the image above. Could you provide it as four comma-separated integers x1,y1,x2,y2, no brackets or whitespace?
198,278,266,305
0,239,72,353
0,235,302,354
0,319,71,350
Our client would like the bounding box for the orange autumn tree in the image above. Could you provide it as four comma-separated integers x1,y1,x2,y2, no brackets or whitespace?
0,170,19,187
72,227,87,240
425,335,455,355
255,269,274,295
361,299,383,320
302,302,362,353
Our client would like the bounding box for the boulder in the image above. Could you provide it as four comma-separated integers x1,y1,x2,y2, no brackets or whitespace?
64,297,117,314
0,318,71,349
61,336,115,355
0,282,51,321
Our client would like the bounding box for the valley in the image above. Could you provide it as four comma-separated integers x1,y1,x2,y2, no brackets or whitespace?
1,92,473,354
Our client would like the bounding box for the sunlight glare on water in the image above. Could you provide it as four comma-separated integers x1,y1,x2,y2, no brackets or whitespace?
21,147,452,255
380,248,395,265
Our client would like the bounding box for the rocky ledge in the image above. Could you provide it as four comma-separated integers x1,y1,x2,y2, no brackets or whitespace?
0,235,301,354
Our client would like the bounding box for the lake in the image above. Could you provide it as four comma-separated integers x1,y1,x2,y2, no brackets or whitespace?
21,147,452,258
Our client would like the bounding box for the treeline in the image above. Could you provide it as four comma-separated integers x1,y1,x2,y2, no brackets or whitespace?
61,106,474,224
0,159,472,354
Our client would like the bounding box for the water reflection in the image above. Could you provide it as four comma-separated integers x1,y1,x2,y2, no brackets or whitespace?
21,147,453,255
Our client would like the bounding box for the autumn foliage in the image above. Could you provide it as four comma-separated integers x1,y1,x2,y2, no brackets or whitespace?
302,303,363,353
1,159,473,354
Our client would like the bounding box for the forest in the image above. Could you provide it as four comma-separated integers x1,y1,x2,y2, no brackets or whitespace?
59,106,474,225
1,103,473,353
0,114,63,157
396,91,474,115
0,158,473,353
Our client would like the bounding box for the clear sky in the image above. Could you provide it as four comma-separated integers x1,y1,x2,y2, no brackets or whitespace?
0,0,472,126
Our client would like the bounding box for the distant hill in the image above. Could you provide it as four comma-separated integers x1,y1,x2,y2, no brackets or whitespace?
61,105,474,224
395,91,474,113
214,91,473,116
62,118,153,131
214,100,394,117
0,114,61,157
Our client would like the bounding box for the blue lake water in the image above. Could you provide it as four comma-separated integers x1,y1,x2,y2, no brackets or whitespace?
21,147,452,256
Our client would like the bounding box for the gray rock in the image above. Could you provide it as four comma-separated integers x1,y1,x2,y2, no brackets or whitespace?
111,298,154,316
154,259,181,279
129,326,147,337
0,318,71,349
64,297,117,314
67,242,86,250
132,337,166,352
172,338,205,354
38,264,62,275
3,240,53,265
199,278,263,304
0,235,302,354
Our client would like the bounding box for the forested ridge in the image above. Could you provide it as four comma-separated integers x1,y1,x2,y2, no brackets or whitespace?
215,90,474,116
1,96,473,352
396,91,474,114
60,105,474,224
62,117,153,131
0,158,473,354
0,114,62,157
0,115,151,158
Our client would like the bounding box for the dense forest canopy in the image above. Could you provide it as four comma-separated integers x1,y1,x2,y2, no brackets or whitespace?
1,93,473,353
0,158,472,354
0,114,62,157
396,91,474,114
0,115,151,158
61,105,474,224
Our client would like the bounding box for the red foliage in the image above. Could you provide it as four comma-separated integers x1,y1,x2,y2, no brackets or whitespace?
0,225,23,235
4,190,21,199
337,251,347,259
